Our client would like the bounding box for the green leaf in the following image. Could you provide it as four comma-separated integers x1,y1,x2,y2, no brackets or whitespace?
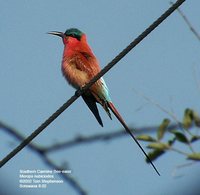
137,134,156,142
146,150,165,163
168,137,176,146
187,153,200,161
190,135,200,143
182,108,193,129
193,111,200,127
171,130,188,143
157,118,170,140
147,142,169,150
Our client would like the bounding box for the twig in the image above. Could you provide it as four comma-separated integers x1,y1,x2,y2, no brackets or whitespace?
170,1,200,41
0,120,179,152
132,88,180,122
132,87,195,152
40,155,87,195
0,121,87,195
44,123,181,153
169,146,189,156
192,65,200,93
171,161,196,178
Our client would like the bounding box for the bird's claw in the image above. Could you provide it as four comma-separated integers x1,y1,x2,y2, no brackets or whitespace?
75,85,86,96
75,88,82,97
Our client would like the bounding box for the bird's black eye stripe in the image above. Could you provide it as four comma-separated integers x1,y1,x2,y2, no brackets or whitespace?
70,33,81,40
70,33,78,38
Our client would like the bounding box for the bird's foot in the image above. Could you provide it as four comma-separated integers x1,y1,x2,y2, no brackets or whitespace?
75,87,82,96
75,84,88,96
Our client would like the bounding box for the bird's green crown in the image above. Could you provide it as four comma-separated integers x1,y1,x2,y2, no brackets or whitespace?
64,28,83,40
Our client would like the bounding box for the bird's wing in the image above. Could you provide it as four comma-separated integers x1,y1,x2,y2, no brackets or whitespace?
74,52,101,78
75,53,112,120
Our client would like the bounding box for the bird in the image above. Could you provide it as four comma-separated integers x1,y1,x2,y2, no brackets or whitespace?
48,28,160,175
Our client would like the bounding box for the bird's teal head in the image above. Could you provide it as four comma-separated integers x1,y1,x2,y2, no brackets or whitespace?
48,28,84,42
64,28,83,41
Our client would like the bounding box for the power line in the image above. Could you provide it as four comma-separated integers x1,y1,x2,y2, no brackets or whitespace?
0,0,185,168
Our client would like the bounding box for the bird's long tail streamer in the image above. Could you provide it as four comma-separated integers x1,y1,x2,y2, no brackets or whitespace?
108,102,160,176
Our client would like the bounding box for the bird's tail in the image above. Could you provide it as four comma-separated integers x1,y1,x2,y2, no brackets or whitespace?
107,101,160,176
82,94,103,127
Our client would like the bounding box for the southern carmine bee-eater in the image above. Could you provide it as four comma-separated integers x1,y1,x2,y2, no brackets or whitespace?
48,28,160,175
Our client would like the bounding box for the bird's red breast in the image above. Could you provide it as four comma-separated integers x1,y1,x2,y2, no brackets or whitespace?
61,34,103,96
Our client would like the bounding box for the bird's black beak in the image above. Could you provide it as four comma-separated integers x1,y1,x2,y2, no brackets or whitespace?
47,31,64,38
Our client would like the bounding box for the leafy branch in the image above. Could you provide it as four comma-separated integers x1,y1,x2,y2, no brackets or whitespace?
1,108,200,194
137,108,200,163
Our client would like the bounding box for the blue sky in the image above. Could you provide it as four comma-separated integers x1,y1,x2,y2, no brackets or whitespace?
0,0,200,195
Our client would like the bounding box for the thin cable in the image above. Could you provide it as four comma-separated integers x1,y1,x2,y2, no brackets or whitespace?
0,0,185,168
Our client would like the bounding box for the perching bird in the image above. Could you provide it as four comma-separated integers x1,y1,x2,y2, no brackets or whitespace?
48,28,160,175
